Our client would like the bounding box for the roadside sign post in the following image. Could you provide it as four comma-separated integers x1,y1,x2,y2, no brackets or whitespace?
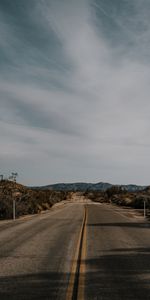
9,172,18,221
13,199,16,220
144,200,146,218
12,192,20,221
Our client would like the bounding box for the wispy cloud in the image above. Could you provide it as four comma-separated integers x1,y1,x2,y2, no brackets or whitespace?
1,0,150,185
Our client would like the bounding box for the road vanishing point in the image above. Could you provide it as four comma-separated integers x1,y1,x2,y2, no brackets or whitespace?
0,194,150,300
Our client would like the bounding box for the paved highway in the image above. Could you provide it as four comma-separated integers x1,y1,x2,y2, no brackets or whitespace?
85,203,150,300
0,200,149,299
0,203,84,300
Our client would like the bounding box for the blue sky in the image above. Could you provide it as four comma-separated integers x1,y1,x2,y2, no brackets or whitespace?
1,0,150,185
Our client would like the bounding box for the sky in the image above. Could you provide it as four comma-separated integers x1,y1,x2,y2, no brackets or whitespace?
1,0,150,186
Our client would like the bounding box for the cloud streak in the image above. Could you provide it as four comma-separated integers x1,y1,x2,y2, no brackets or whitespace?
1,0,150,185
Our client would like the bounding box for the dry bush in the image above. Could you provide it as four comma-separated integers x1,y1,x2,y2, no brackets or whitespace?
0,181,69,220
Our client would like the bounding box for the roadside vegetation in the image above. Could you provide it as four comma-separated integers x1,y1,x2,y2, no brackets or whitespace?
0,180,70,220
84,186,150,212
1,180,150,220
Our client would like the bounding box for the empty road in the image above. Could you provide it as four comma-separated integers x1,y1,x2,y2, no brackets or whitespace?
0,199,150,299
0,203,84,300
85,204,150,300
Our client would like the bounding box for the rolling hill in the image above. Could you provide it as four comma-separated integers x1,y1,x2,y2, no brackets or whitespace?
31,182,147,192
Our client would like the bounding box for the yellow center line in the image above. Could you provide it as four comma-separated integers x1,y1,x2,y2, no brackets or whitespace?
77,206,87,300
65,205,87,300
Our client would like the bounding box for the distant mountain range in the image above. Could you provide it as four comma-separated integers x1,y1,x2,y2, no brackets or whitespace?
31,182,147,192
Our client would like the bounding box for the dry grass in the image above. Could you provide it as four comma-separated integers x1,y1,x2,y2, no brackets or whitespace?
84,186,150,210
0,180,71,220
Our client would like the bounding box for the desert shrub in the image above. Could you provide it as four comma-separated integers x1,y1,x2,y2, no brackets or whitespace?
106,186,123,198
83,191,108,203
0,196,13,219
0,181,70,220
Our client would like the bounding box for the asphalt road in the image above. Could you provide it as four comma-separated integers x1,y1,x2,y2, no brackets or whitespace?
0,203,84,300
0,201,150,300
85,203,150,300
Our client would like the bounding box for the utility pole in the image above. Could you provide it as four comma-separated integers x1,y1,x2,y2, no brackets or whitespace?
0,175,3,181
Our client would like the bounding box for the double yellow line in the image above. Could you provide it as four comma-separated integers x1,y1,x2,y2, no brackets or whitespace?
66,205,87,300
